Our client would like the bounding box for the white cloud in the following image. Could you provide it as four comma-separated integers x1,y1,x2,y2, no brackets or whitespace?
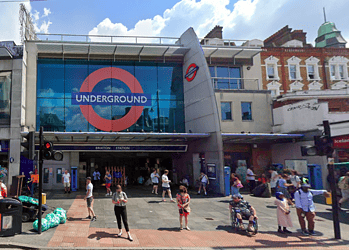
88,0,349,46
42,7,51,17
35,20,52,34
33,10,40,21
0,2,31,44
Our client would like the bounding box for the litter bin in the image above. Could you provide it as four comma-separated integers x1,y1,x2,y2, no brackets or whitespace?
0,198,22,236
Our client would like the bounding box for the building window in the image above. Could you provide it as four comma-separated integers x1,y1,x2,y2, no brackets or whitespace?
0,72,11,125
210,66,241,89
330,65,336,80
241,102,252,121
221,102,232,121
305,57,320,81
267,64,275,79
329,56,349,80
267,81,282,97
339,65,345,79
307,65,315,79
287,56,302,81
264,56,279,80
289,65,297,80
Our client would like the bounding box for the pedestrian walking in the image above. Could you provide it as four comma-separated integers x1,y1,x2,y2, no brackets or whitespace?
230,173,242,198
92,169,101,187
289,170,301,201
274,192,293,234
150,169,160,194
246,166,256,194
294,181,330,236
338,172,349,209
176,185,191,231
276,174,294,206
84,177,96,221
162,170,175,202
112,185,133,241
197,172,209,196
269,169,279,194
104,171,112,196
30,171,39,197
62,170,71,194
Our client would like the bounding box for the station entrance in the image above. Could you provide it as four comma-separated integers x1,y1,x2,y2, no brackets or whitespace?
79,152,174,187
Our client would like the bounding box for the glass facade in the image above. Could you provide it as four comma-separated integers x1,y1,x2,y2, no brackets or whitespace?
0,72,11,125
37,59,185,133
209,66,241,89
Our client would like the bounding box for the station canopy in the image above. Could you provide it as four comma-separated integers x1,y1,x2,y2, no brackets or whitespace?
222,133,304,144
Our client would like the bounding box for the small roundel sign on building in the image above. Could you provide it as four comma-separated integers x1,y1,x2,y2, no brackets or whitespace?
185,63,199,82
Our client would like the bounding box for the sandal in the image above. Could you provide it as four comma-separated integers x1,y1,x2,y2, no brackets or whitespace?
186,226,190,231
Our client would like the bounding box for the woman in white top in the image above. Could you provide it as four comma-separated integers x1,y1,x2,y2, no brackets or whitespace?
197,172,209,196
112,185,133,241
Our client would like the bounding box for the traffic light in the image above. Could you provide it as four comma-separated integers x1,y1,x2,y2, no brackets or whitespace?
301,145,317,156
43,141,63,161
21,132,35,160
314,135,334,156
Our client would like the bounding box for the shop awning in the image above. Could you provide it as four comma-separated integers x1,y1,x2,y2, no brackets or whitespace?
202,47,261,60
222,133,304,144
26,132,210,144
35,42,190,58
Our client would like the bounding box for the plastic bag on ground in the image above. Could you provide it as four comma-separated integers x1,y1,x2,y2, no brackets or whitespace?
54,208,66,215
46,213,60,228
33,218,49,232
53,208,67,224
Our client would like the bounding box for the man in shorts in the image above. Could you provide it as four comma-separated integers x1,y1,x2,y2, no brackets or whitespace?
84,177,96,221
62,170,71,194
162,170,175,202
104,171,112,196
150,169,160,194
229,195,258,232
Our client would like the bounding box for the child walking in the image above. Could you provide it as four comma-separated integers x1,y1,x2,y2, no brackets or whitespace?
176,185,191,230
274,192,293,234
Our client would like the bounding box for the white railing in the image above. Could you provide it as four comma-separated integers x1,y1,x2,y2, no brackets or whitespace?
212,77,260,90
35,33,180,45
200,38,263,48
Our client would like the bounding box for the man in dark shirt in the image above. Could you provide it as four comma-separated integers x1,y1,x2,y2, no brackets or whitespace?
229,195,258,231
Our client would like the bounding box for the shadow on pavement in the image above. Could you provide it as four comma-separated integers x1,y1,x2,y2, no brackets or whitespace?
157,227,181,232
88,231,118,240
215,225,233,232
316,210,349,225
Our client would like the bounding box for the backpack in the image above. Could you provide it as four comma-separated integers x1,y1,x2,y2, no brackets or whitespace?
338,177,349,190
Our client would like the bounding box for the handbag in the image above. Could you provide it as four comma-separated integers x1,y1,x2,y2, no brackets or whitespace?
181,195,191,213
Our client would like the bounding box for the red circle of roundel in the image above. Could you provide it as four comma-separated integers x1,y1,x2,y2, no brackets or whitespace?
79,67,144,132
185,63,198,82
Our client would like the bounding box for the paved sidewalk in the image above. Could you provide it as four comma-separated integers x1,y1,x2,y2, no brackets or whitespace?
0,186,348,249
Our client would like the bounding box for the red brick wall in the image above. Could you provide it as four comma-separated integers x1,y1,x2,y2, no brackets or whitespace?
261,47,349,94
273,97,349,112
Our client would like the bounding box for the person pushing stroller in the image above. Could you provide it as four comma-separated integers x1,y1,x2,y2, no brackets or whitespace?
229,194,258,232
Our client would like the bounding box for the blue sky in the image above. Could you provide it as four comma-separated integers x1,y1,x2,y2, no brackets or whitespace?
1,0,349,46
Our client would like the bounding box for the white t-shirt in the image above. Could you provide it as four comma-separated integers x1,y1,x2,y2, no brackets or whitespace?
201,175,208,183
63,173,70,183
162,174,170,188
290,175,300,188
0,183,6,198
86,183,93,198
270,171,279,188
246,169,255,181
151,173,159,183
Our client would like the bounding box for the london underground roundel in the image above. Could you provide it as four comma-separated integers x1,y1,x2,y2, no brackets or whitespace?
185,63,199,82
75,67,149,132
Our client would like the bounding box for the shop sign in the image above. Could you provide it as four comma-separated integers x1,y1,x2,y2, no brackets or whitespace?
185,63,199,82
72,67,151,132
36,145,187,152
333,135,349,149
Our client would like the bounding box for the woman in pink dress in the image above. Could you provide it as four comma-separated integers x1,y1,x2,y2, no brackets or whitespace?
274,192,293,234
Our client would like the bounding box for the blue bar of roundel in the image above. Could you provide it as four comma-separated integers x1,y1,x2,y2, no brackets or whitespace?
71,92,151,106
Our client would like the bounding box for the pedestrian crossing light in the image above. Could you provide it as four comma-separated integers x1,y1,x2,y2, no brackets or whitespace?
43,141,63,161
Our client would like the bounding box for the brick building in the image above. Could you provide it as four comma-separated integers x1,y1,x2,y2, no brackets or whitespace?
261,25,349,97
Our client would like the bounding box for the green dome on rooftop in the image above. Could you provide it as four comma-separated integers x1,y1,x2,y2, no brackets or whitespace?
315,21,346,48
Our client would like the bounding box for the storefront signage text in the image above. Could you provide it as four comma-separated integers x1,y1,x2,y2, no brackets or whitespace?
72,93,151,106
287,102,320,112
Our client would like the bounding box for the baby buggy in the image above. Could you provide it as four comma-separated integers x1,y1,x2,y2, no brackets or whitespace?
231,208,258,235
